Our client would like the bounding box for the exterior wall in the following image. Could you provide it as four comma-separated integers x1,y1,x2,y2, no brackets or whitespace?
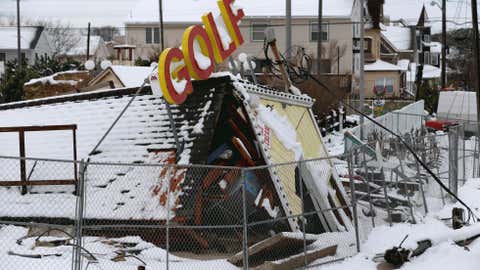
125,16,355,74
365,28,382,62
89,70,125,89
364,70,402,98
0,31,53,66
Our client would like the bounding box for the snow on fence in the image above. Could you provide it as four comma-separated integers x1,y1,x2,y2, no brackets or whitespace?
349,100,425,138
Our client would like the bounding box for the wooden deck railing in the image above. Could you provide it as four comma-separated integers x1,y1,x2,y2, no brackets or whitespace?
0,124,78,195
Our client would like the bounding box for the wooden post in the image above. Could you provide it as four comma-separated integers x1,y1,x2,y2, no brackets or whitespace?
73,127,78,194
87,22,91,61
270,41,291,92
18,130,27,195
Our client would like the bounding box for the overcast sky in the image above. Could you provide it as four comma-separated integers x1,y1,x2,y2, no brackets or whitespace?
0,0,135,27
0,0,474,32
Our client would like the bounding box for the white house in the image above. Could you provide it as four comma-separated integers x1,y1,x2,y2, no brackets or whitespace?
0,26,53,67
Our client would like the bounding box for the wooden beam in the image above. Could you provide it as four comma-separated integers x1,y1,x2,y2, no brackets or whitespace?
228,119,260,162
232,137,256,167
18,130,26,195
0,125,77,133
0,180,76,187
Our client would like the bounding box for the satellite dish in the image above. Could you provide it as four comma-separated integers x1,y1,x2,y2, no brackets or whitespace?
84,60,95,71
100,60,112,70
238,53,248,63
149,67,163,97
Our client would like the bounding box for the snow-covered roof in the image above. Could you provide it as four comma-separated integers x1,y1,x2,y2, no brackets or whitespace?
127,0,356,24
65,35,103,56
365,59,403,71
422,64,441,79
429,41,442,53
110,65,154,88
24,70,82,86
382,25,412,51
0,75,318,222
0,26,42,50
397,59,410,71
0,78,229,221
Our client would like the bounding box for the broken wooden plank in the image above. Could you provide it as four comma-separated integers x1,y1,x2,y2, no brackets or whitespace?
228,232,317,267
256,245,337,270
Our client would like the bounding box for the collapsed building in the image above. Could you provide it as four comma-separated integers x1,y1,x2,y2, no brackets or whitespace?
0,75,351,251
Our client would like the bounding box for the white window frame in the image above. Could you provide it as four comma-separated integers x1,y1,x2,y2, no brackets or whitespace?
145,27,160,44
251,23,269,42
423,34,431,43
424,51,431,65
374,77,395,94
431,52,439,66
310,22,329,42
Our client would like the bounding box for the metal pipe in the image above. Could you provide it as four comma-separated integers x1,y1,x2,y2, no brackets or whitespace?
16,0,22,72
242,169,249,270
286,0,292,59
359,0,365,140
347,152,361,252
441,0,447,89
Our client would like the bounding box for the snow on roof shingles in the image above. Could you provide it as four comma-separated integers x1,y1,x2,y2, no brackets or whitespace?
127,0,355,23
0,27,41,50
365,59,403,71
0,79,226,221
382,26,412,51
110,65,153,88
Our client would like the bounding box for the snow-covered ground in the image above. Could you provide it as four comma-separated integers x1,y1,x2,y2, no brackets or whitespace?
318,180,480,270
317,127,480,270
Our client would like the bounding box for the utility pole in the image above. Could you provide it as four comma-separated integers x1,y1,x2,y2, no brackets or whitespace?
471,0,480,134
86,22,91,61
441,0,447,90
16,0,22,73
159,0,165,50
359,0,365,140
286,0,292,59
317,0,323,75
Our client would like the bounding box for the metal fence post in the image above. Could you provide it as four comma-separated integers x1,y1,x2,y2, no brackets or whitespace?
72,159,86,270
414,159,429,215
241,168,249,270
396,112,400,134
299,161,307,268
362,152,375,228
448,125,459,201
347,152,360,253
166,165,172,270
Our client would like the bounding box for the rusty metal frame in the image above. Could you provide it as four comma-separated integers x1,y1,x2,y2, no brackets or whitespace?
0,124,78,195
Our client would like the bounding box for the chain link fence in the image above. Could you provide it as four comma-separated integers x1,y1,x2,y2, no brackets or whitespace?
0,128,476,269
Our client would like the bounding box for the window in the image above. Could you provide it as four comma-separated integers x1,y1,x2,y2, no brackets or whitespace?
153,28,160,44
251,23,268,41
431,52,439,66
310,22,328,41
374,77,395,94
364,37,373,53
423,34,431,43
423,51,431,65
145,27,152,44
145,27,160,44
0,53,5,62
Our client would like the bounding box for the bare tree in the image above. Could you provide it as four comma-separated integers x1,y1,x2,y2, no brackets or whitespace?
37,20,81,56
328,40,347,73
